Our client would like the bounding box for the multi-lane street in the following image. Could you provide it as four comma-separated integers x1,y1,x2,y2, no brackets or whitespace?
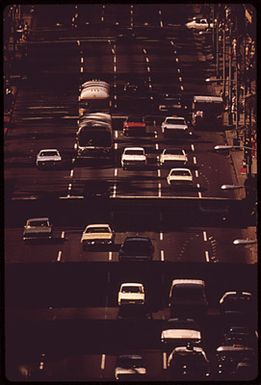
5,4,257,382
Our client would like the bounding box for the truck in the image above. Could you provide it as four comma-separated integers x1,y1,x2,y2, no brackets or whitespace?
192,95,224,130
78,80,111,115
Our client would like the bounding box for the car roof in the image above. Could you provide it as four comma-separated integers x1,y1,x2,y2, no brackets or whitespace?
27,217,49,222
121,282,144,287
171,279,205,286
39,149,59,152
123,147,145,151
169,168,191,173
124,236,151,241
86,224,110,228
216,345,254,352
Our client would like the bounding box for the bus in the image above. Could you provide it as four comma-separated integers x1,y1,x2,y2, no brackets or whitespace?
192,95,224,130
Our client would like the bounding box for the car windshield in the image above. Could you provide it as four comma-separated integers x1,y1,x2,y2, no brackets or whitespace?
171,170,191,177
164,149,184,155
118,356,144,368
124,149,144,156
28,220,48,227
122,286,142,293
86,227,110,233
128,116,143,122
224,296,252,310
40,151,58,157
166,118,185,125
174,286,204,300
173,351,206,366
123,238,151,252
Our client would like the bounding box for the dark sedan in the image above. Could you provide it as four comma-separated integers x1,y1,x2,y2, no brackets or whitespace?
118,236,154,261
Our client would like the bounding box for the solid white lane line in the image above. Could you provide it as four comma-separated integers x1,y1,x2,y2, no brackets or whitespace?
109,252,112,261
160,232,163,241
57,251,62,262
195,170,199,177
163,352,167,369
160,249,164,261
193,156,197,165
203,231,207,242
191,144,195,151
70,169,74,177
101,354,106,369
205,250,210,262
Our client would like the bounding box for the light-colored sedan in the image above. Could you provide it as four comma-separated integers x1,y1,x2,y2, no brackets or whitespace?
121,147,147,169
36,149,62,168
81,224,114,249
167,168,193,186
161,116,189,137
159,148,188,166
118,283,145,306
186,17,214,30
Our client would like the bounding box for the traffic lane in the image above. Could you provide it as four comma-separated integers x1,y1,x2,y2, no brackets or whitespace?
192,131,238,198
80,42,114,75
101,4,132,25
4,228,66,263
33,4,77,28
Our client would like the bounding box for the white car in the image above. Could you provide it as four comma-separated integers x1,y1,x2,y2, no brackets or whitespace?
36,149,61,167
23,217,53,241
167,168,193,186
161,318,201,345
186,17,214,30
159,148,188,166
161,116,190,137
81,224,114,249
114,355,146,380
121,147,147,169
118,283,145,306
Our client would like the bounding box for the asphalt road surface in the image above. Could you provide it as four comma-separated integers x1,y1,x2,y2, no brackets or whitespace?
5,4,257,382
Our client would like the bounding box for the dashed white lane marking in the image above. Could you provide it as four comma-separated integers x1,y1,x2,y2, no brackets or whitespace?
180,85,184,90
160,249,164,261
68,183,72,190
160,232,163,241
101,354,106,369
77,40,80,46
195,170,199,177
61,231,65,239
197,183,202,198
101,16,104,21
193,156,197,165
158,182,162,197
112,184,116,198
109,252,112,261
160,20,163,27
57,250,62,262
159,9,162,14
205,250,210,262
39,353,45,370
179,76,182,82
147,66,151,72
170,40,174,45
143,48,147,54
114,142,118,150
191,144,195,151
203,231,207,242
70,169,74,177
113,56,116,63
114,169,118,177
80,67,83,73
175,57,179,62
115,130,118,139
177,68,181,73
155,143,159,150
157,169,161,177
163,352,167,369
80,57,84,63
113,95,117,99
146,57,149,62
113,65,117,72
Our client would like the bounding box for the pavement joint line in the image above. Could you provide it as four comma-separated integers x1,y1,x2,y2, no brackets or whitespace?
193,156,197,164
160,249,164,261
101,354,106,370
160,232,163,241
57,250,62,262
108,252,112,261
205,250,210,262
203,231,207,242
195,170,199,177
163,352,167,369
